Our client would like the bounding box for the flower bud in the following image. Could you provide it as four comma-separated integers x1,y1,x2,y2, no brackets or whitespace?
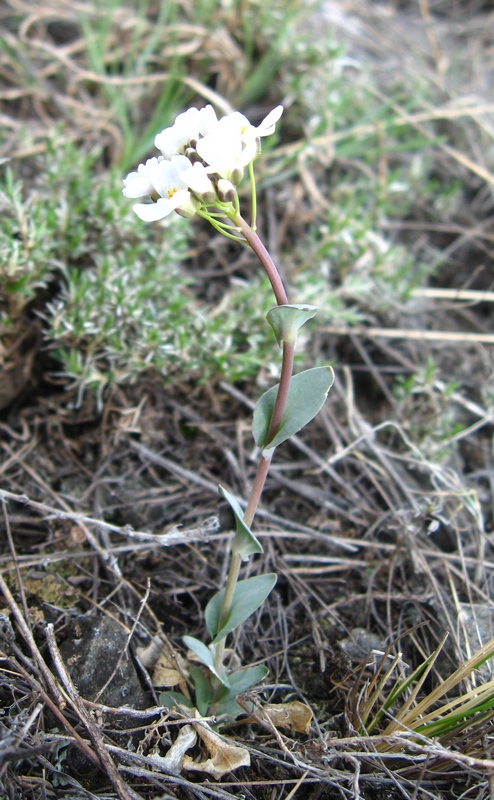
181,163,217,205
185,147,202,164
175,195,201,218
230,167,244,186
217,179,237,203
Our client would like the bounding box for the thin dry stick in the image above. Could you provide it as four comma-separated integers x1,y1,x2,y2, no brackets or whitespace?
322,325,494,344
45,624,143,800
93,579,151,703
275,103,494,178
417,0,443,73
1,443,122,574
411,287,494,302
0,569,66,708
2,500,30,624
369,84,494,188
1,650,102,769
0,487,219,546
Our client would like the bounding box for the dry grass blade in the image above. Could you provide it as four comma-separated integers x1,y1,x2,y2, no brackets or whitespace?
383,638,494,738
323,325,494,344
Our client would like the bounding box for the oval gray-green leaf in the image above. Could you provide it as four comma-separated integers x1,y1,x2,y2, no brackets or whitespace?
252,365,334,450
182,635,229,687
159,690,193,710
205,573,277,644
267,304,318,346
218,485,263,561
189,665,214,716
213,665,269,722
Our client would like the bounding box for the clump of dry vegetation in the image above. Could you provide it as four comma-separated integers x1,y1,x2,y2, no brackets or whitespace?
1,1,494,798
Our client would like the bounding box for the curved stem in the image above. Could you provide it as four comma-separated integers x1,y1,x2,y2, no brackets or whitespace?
230,213,288,306
266,340,295,444
214,214,293,675
248,161,257,230
243,452,272,529
213,551,242,674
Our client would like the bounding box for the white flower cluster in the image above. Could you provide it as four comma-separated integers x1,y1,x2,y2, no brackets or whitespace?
123,105,283,222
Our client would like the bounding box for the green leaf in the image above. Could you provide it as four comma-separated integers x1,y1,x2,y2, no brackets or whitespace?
223,665,268,699
252,366,334,451
267,304,317,346
218,485,263,561
189,665,214,716
211,666,268,724
206,573,277,644
159,691,193,710
182,635,229,687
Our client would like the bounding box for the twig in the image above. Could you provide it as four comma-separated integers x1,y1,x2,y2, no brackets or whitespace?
1,648,100,769
0,487,219,545
322,325,494,344
45,624,143,800
93,579,151,703
411,287,494,303
1,443,122,573
1,500,29,624
0,569,66,708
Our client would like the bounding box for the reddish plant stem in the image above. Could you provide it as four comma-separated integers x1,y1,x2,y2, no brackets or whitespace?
214,215,294,675
242,339,295,528
232,214,288,306
266,340,295,444
243,452,272,529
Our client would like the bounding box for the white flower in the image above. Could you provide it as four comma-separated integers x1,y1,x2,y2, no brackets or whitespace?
129,155,200,221
196,129,253,181
154,105,219,159
122,157,165,198
221,105,284,147
180,162,216,203
124,104,283,220
195,105,283,179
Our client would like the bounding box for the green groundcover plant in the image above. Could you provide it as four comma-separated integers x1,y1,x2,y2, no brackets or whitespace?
122,103,334,723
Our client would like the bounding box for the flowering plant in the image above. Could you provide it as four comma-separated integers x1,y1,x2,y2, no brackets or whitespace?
124,104,334,724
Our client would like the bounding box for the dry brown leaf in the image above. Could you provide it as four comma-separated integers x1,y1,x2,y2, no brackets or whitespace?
261,701,313,734
149,725,197,776
183,713,250,779
151,652,189,692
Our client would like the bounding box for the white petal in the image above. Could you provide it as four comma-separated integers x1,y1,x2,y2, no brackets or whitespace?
123,157,163,197
198,105,219,136
155,108,206,157
256,105,283,136
150,156,191,197
154,130,173,158
172,189,195,210
133,188,192,221
133,199,178,221
181,162,214,195
196,131,243,171
122,174,153,198
170,154,194,173
174,107,201,133
219,111,248,130
237,139,258,167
